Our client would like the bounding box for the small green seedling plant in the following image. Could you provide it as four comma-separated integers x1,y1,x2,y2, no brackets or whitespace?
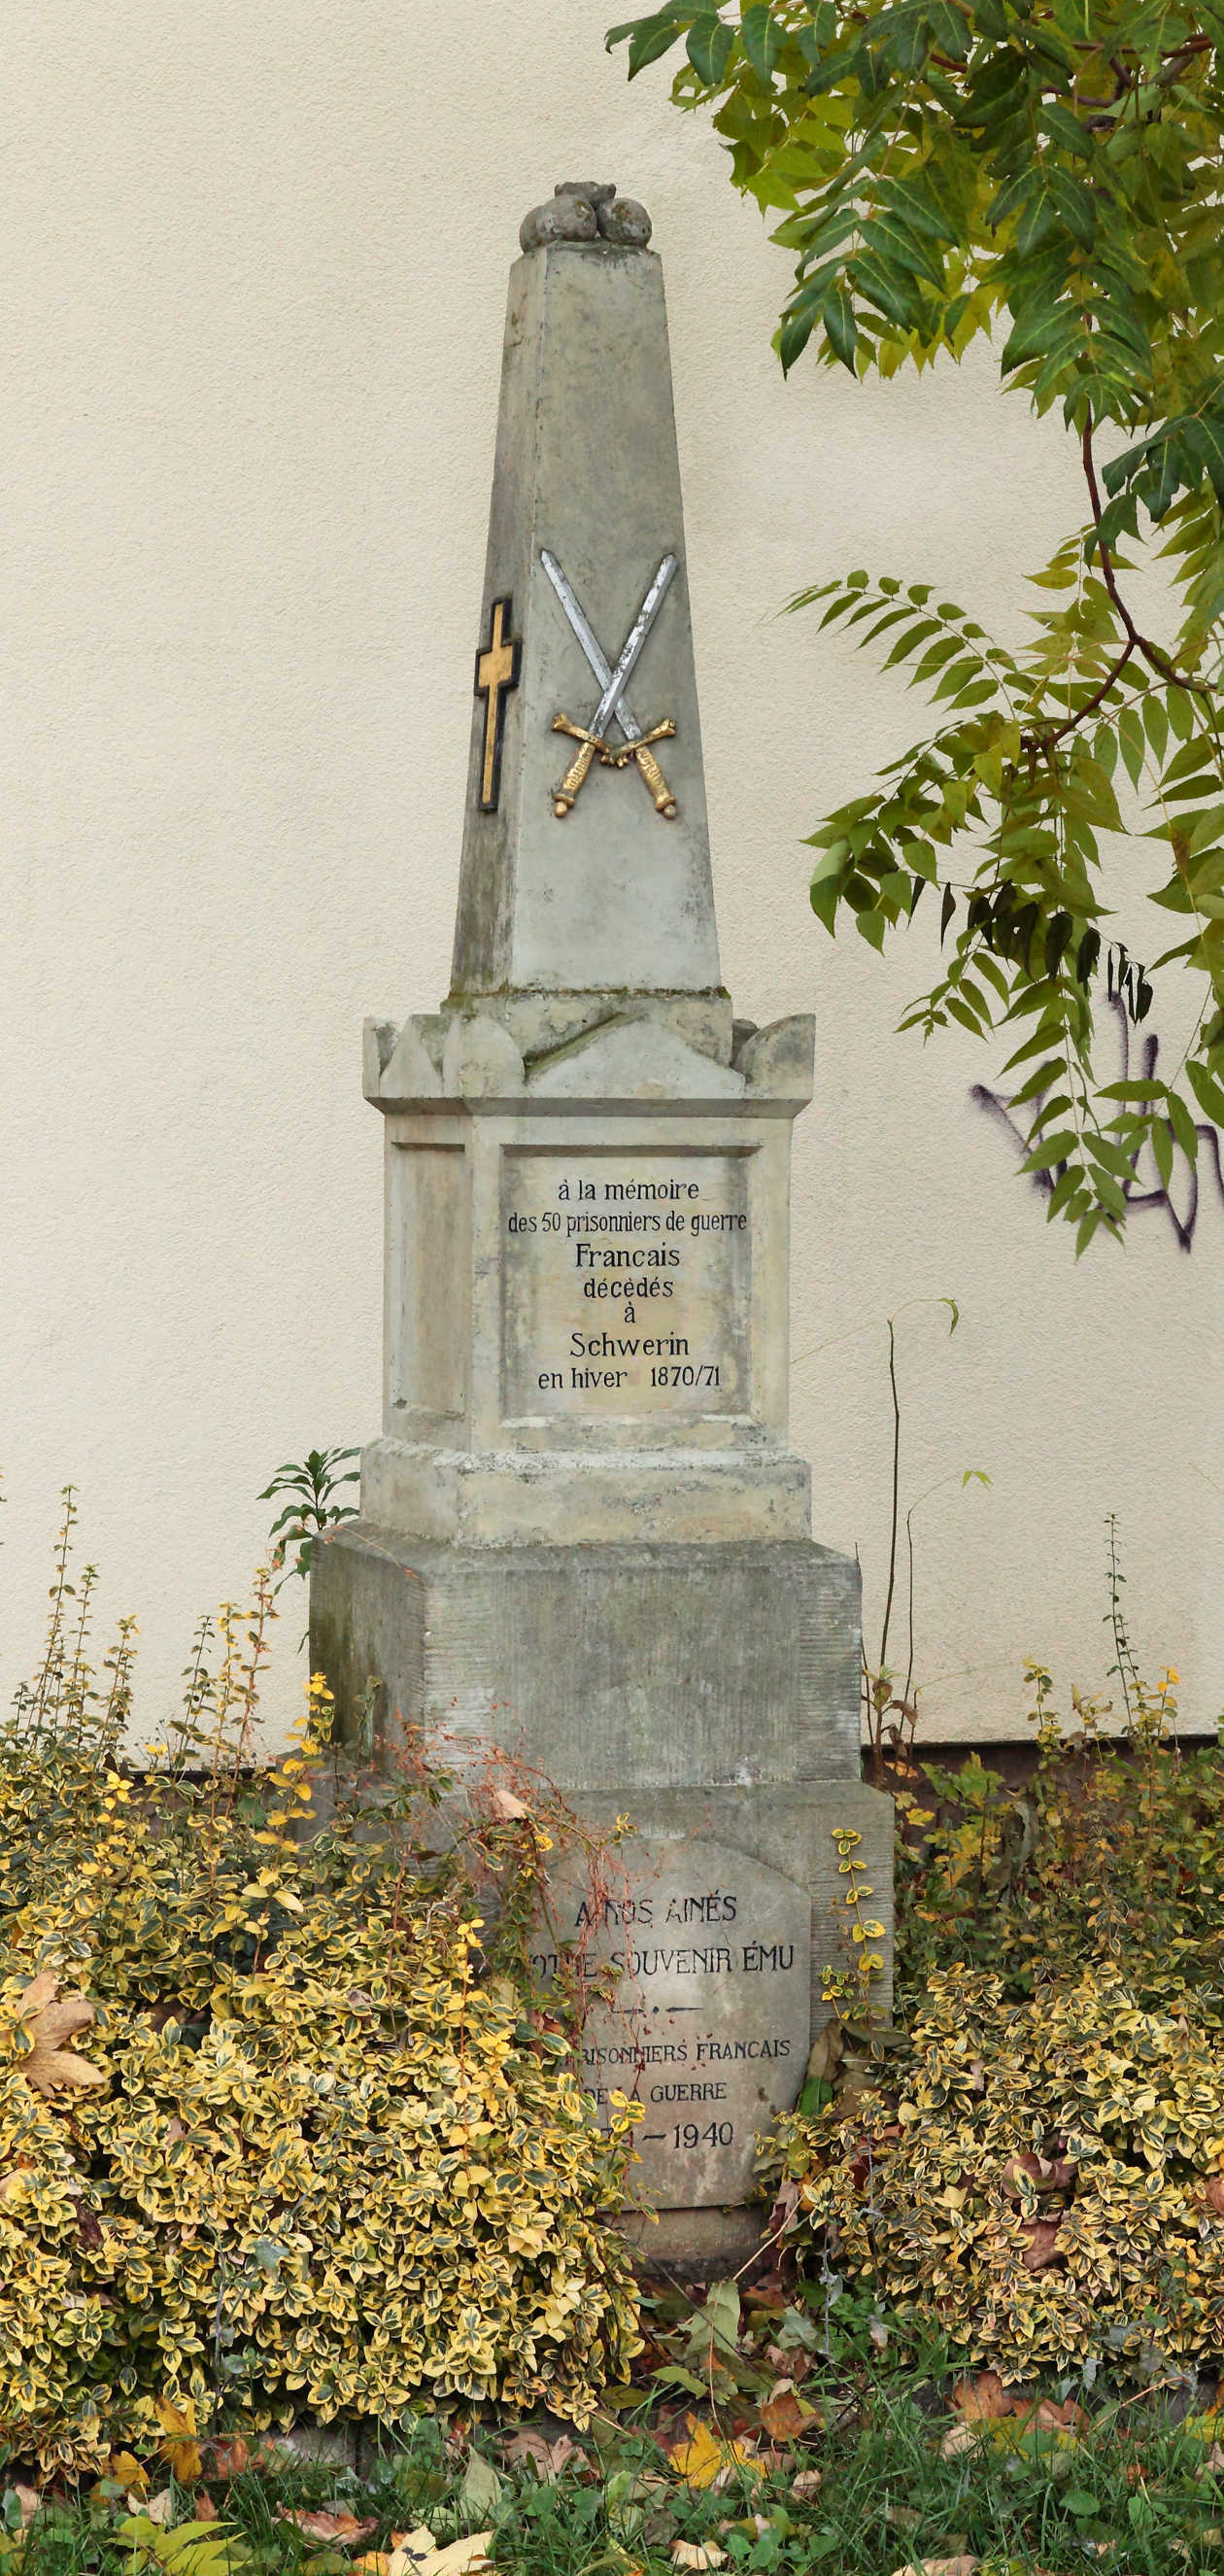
258,1446,359,1586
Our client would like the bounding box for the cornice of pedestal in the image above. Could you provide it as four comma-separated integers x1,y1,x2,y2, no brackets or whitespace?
360,1437,813,1547
362,1004,815,1117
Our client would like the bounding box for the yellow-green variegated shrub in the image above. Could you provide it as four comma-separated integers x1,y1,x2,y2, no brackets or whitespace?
1,1905,639,2471
784,1966,1224,2381
0,1625,640,2472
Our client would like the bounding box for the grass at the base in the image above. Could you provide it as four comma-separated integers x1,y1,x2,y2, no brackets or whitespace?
7,2377,1224,2576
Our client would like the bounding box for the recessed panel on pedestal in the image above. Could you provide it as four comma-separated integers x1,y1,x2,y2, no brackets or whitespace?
501,1147,752,1423
388,1142,469,1426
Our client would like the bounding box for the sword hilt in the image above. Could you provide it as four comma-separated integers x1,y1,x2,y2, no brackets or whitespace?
548,708,677,819
631,739,678,819
551,713,600,816
605,718,676,762
609,718,677,817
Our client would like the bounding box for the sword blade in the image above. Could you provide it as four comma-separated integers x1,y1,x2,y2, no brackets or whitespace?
592,553,677,739
540,548,616,694
540,547,676,743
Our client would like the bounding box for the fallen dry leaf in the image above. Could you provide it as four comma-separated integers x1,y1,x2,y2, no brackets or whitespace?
759,2387,812,2442
1203,2177,1224,2217
500,2429,576,2480
8,2486,39,2531
490,1787,529,1820
387,2532,441,2576
155,2395,203,2487
208,2436,250,2481
805,2024,843,2085
1033,2396,1087,2434
766,2176,800,2233
194,2491,218,2523
671,2547,727,2571
458,2452,504,2519
940,2421,982,2458
890,2560,979,2576
667,2419,764,2490
17,1973,106,2095
143,2494,173,2527
952,2372,1012,2422
280,2511,380,2548
418,2540,493,2576
109,2455,148,2494
790,2468,823,2503
387,2536,493,2576
351,2559,390,2575
1021,2218,1063,2271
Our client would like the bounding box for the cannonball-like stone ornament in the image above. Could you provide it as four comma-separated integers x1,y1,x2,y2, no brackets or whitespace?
519,180,653,252
519,190,599,252
596,193,652,247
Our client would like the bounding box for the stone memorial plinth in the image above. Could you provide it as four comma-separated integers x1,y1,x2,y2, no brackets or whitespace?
311,178,893,2267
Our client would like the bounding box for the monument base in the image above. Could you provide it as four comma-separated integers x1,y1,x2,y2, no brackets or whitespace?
618,2207,774,2277
311,1521,893,2243
312,1521,864,1789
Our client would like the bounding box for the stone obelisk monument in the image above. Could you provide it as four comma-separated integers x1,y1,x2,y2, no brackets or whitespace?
312,180,892,2266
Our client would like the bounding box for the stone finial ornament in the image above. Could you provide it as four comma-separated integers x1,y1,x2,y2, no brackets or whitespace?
599,194,652,247
519,180,653,253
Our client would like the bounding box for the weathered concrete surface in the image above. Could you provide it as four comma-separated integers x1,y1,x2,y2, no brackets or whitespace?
311,1525,863,1787
566,1785,894,2266
367,1063,814,1544
451,238,721,1014
542,1836,811,2210
569,1803,897,2266
358,1440,814,1546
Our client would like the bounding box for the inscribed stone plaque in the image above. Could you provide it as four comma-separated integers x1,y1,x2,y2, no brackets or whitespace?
502,1150,751,1422
531,1838,810,2208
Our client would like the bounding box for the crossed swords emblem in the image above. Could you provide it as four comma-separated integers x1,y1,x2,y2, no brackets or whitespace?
541,547,679,820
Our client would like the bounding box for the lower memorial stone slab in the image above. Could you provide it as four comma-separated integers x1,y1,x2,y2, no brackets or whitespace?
534,1838,810,2208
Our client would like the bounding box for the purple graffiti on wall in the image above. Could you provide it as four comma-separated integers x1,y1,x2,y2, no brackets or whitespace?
970,997,1224,1253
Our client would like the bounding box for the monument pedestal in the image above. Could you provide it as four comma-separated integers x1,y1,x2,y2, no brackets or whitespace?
311,1532,863,1788
310,178,894,2263
312,1528,890,2269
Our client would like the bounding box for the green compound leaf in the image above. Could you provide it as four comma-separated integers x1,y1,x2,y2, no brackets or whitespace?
741,0,784,77
687,13,734,80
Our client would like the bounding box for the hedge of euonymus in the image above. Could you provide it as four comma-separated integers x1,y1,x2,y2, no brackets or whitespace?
0,1570,639,2473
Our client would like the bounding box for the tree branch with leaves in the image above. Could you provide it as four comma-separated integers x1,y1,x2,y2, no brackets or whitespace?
608,0,1224,1247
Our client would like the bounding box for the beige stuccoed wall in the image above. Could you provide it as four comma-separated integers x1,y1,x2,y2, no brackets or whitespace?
3,0,1221,1753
